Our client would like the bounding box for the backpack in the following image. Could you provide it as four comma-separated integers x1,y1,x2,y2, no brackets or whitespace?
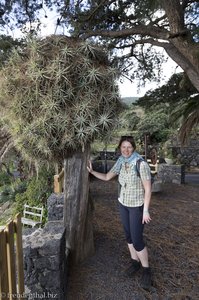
136,158,154,184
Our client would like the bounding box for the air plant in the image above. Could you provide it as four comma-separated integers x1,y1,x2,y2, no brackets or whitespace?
0,35,121,164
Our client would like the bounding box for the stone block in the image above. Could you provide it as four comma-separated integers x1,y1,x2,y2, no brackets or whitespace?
23,221,68,300
158,164,185,184
47,193,64,221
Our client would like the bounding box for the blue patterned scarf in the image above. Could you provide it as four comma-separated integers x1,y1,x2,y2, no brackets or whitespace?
113,151,143,173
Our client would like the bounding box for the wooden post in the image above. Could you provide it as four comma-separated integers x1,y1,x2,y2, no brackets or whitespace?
0,214,25,300
6,221,17,297
63,145,94,264
0,231,9,300
14,214,25,299
54,168,64,193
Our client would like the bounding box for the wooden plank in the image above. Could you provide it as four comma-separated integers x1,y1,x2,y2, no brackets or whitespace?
0,230,9,300
21,218,41,227
6,221,17,298
59,178,63,193
14,214,25,299
54,169,64,193
54,175,59,193
59,169,64,192
24,204,43,211
58,168,64,180
24,211,42,217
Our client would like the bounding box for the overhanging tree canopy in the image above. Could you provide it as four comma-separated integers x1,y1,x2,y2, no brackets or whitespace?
63,0,199,91
1,1,198,92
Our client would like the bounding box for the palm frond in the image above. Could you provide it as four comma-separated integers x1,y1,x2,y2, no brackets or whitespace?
172,95,199,144
179,110,199,145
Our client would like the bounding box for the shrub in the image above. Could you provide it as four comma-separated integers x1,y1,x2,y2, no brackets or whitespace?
14,168,54,224
0,171,12,186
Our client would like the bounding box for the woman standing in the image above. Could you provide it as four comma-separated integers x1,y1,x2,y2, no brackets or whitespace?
87,136,152,290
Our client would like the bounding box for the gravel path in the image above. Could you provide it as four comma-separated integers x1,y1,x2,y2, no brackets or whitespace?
66,179,199,300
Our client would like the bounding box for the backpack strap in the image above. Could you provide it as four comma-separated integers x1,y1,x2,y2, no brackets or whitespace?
135,158,144,178
136,158,153,184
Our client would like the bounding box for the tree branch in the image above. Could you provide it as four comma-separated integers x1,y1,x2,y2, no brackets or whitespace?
0,139,13,161
82,24,169,40
113,38,169,50
149,14,167,26
162,0,185,32
83,0,114,22
168,29,189,38
164,43,199,91
182,0,196,10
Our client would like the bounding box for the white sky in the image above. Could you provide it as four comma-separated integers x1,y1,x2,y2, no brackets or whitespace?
119,57,181,98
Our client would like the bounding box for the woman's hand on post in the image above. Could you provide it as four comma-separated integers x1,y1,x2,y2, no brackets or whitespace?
142,211,152,224
87,160,93,174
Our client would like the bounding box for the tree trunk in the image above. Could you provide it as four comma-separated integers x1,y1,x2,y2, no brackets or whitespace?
63,145,94,264
162,0,199,92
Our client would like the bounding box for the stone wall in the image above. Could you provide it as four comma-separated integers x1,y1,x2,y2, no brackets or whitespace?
47,193,64,221
23,194,67,300
158,164,185,184
171,136,199,167
172,146,199,167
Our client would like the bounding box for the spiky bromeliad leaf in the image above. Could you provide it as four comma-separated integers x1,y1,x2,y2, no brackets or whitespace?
98,112,115,129
85,67,105,85
0,35,121,164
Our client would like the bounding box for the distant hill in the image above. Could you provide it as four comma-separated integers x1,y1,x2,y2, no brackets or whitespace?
121,97,139,106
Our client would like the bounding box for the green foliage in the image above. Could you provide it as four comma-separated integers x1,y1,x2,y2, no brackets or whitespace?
135,72,199,144
0,35,121,165
119,109,141,131
136,111,171,143
0,165,53,226
14,168,53,223
0,171,12,186
0,35,22,67
136,73,197,113
0,179,27,204
172,95,199,144
0,185,12,203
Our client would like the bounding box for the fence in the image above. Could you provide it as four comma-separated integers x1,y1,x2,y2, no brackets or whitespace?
0,214,25,300
54,168,64,193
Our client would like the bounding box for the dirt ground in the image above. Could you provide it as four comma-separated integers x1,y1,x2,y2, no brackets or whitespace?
66,179,199,300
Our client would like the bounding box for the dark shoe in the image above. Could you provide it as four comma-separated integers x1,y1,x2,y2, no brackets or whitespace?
140,267,152,290
125,259,141,277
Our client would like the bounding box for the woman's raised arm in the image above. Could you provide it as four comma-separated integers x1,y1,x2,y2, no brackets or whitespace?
87,160,117,181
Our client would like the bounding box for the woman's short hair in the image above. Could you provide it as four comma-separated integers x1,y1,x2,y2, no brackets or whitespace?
118,136,136,150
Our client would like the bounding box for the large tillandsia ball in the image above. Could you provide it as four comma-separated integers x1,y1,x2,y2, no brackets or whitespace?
0,35,121,163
